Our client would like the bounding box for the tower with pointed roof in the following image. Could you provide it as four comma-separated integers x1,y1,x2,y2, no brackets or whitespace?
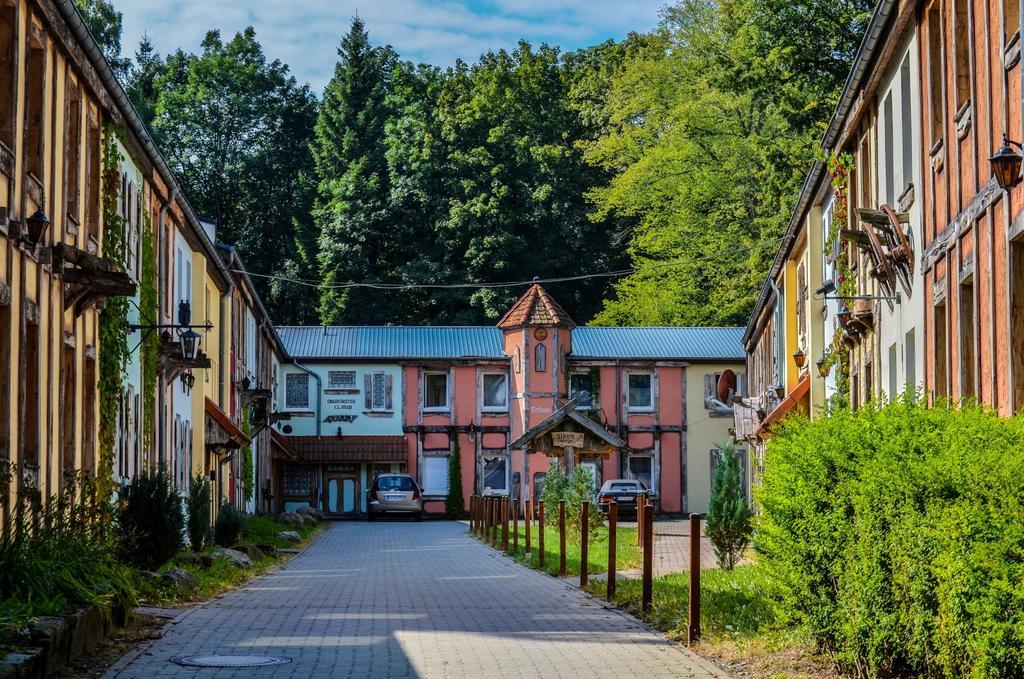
498,284,576,494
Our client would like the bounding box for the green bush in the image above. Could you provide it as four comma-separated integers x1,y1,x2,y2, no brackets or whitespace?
119,465,184,570
1,476,136,636
187,474,212,552
706,442,752,570
540,461,604,542
756,396,1024,678
214,503,245,547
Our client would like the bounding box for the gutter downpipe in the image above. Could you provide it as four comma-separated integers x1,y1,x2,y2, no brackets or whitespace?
292,360,321,436
157,187,176,469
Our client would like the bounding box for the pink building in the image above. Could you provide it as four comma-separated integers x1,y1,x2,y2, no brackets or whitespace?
272,285,746,516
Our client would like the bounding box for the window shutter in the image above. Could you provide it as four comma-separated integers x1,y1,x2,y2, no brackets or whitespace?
364,374,372,409
385,374,393,410
704,374,715,408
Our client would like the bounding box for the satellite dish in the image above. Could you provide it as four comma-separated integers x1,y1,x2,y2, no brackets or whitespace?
716,369,737,403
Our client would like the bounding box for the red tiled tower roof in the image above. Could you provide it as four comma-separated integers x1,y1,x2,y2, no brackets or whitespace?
497,284,576,329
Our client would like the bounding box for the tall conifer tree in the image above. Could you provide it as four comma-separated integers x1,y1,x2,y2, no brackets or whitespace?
313,18,399,323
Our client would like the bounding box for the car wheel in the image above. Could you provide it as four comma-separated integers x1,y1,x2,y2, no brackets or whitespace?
367,512,375,522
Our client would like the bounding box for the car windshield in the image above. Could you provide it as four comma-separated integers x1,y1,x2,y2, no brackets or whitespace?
608,482,640,491
377,476,416,491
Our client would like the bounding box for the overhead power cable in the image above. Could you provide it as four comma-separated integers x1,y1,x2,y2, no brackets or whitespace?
233,238,781,291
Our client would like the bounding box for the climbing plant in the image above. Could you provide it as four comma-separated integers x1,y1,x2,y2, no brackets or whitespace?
241,408,254,503
821,150,854,407
140,196,158,454
96,125,129,499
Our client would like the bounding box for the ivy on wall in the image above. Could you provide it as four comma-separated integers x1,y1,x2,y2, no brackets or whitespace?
96,125,129,499
140,199,158,454
241,408,253,503
822,150,854,409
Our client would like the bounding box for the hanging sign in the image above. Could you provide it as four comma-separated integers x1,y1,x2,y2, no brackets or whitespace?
551,431,585,448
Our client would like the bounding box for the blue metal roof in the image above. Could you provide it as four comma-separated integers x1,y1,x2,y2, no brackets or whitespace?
276,326,507,359
278,325,745,362
570,327,746,361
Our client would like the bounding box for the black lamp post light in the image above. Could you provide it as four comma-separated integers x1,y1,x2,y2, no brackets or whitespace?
991,135,1024,190
128,301,216,364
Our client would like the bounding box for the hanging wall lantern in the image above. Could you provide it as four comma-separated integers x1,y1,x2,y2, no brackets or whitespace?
816,356,831,378
24,208,50,246
179,329,201,361
990,136,1024,190
793,349,807,369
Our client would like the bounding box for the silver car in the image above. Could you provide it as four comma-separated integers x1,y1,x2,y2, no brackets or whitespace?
368,474,423,521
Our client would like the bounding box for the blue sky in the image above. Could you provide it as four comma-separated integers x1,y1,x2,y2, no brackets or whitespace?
117,0,666,92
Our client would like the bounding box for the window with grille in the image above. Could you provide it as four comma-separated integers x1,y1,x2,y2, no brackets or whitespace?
328,370,356,389
283,465,312,496
285,373,310,410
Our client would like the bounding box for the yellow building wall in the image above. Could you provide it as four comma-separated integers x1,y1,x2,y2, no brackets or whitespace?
685,362,748,513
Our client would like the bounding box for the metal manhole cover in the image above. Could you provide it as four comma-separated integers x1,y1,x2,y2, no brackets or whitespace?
171,655,292,668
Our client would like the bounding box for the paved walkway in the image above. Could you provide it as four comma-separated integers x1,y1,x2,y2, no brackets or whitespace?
107,521,727,678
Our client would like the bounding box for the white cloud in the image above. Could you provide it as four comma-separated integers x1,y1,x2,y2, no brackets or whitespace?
117,0,665,91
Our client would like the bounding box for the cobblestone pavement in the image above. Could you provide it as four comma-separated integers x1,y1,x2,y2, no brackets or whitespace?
107,521,728,679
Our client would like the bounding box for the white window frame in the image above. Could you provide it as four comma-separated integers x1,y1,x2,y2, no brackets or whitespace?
569,372,596,410
481,372,509,412
626,372,654,411
284,372,311,411
481,455,509,495
422,371,449,412
328,370,356,390
422,455,450,496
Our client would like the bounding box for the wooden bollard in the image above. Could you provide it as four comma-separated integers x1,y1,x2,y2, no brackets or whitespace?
502,497,510,552
580,500,589,587
637,491,646,548
491,499,499,548
513,497,519,553
493,497,500,547
559,499,567,576
525,498,532,554
641,500,654,613
538,500,546,567
687,512,701,645
607,500,617,601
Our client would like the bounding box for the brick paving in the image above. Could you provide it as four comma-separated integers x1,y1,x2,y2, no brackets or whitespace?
599,520,726,579
107,521,728,678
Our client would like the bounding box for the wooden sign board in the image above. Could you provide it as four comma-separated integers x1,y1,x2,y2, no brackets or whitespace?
551,431,585,448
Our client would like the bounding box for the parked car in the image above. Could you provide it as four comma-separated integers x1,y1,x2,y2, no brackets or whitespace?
368,474,423,521
596,479,649,516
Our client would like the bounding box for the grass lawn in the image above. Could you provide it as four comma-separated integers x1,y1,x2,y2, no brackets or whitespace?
474,522,641,577
582,563,833,678
138,518,323,605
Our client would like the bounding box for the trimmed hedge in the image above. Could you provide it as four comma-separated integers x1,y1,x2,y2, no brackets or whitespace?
756,396,1024,678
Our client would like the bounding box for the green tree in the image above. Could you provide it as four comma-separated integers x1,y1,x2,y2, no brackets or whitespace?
75,0,130,81
705,442,752,570
125,35,164,128
586,0,873,326
445,438,465,519
539,461,603,542
313,17,401,323
147,28,317,322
